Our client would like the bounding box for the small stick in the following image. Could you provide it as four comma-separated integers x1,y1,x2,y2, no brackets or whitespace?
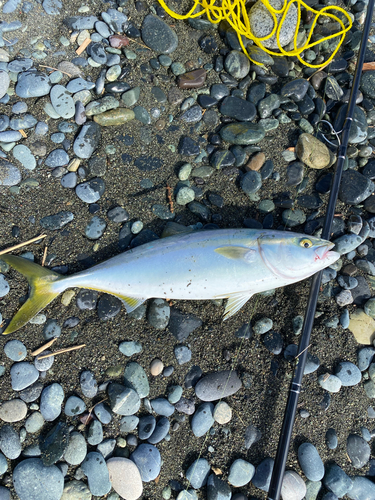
41,245,48,266
19,129,27,138
307,61,331,81
2,37,11,43
37,344,86,359
38,65,72,77
295,343,312,359
31,337,58,356
76,38,91,55
129,38,151,50
0,234,47,256
166,184,174,213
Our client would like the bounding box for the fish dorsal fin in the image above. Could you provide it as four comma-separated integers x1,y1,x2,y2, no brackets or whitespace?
223,292,253,320
215,246,256,263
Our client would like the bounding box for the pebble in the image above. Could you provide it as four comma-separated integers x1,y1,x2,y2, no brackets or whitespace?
150,358,164,376
318,374,342,393
76,178,105,203
25,412,44,433
298,443,324,481
0,159,21,186
195,370,242,401
228,459,255,487
4,339,27,361
191,402,214,437
141,14,178,54
326,428,338,450
0,424,21,459
323,463,353,497
107,457,143,500
220,122,265,145
130,444,161,482
60,480,91,500
147,298,170,329
124,361,150,398
358,347,375,371
207,473,232,500
296,133,331,169
50,85,75,118
150,398,174,417
347,476,375,500
0,399,27,422
253,317,273,334
73,122,101,159
186,458,211,488
81,452,111,496
335,361,361,386
281,471,307,500
252,457,274,491
346,434,370,468
15,71,51,98
13,458,64,500
119,341,142,357
87,420,103,446
10,362,39,391
40,383,64,421
174,345,192,365
213,401,232,424
64,396,86,416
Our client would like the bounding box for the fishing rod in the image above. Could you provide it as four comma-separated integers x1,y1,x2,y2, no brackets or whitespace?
267,3,375,499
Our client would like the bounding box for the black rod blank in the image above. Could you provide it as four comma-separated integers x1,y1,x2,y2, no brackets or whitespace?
267,4,375,499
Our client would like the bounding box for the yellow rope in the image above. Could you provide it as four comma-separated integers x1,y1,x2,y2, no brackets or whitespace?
157,0,353,68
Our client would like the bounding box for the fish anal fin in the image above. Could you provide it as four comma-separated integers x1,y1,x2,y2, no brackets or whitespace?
215,246,256,263
223,292,253,321
120,295,146,313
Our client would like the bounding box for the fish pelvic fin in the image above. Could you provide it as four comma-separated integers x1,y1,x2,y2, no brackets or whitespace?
1,254,63,335
223,292,253,321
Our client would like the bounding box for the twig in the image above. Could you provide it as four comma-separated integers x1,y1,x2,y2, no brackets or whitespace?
307,61,331,81
295,343,312,359
31,337,58,356
166,184,174,213
0,234,47,256
129,38,151,50
2,37,11,43
38,65,72,77
41,245,48,267
85,397,108,423
37,344,86,359
76,38,91,55
19,129,27,138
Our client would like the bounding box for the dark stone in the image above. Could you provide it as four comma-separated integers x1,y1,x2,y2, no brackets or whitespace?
97,294,123,320
220,96,256,121
178,136,200,156
168,308,203,341
280,79,309,102
351,276,371,306
134,156,163,171
40,422,70,466
338,170,374,205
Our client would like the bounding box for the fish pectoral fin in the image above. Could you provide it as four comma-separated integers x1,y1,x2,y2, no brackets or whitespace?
215,246,256,263
114,294,147,313
223,292,253,321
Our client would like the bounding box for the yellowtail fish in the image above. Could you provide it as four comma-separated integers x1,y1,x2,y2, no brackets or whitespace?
1,229,339,335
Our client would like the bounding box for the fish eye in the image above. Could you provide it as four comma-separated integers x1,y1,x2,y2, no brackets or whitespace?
300,238,312,249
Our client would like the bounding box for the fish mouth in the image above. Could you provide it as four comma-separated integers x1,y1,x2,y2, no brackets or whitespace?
314,242,335,261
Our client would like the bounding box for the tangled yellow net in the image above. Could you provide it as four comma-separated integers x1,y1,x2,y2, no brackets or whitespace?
157,0,353,68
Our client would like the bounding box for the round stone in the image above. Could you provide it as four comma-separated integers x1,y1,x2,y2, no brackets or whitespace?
186,458,211,489
10,362,39,391
298,443,324,481
107,457,143,500
0,399,27,422
228,459,255,487
40,383,64,421
130,444,161,482
81,452,111,496
64,396,86,416
213,401,232,424
25,412,45,433
335,361,362,386
191,402,214,437
150,358,164,376
248,0,297,49
346,434,371,469
63,432,87,465
4,340,27,361
195,371,242,401
13,458,64,500
224,50,250,79
281,470,306,500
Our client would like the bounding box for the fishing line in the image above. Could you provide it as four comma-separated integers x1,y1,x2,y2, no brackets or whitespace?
157,0,352,68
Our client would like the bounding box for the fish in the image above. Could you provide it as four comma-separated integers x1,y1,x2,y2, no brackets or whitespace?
1,228,339,335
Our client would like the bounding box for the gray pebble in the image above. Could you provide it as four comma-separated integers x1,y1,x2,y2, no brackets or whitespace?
10,362,39,391
81,452,111,496
13,458,64,500
40,383,64,421
191,402,214,437
4,339,27,361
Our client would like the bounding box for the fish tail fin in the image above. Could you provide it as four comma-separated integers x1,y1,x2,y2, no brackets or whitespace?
1,254,64,335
